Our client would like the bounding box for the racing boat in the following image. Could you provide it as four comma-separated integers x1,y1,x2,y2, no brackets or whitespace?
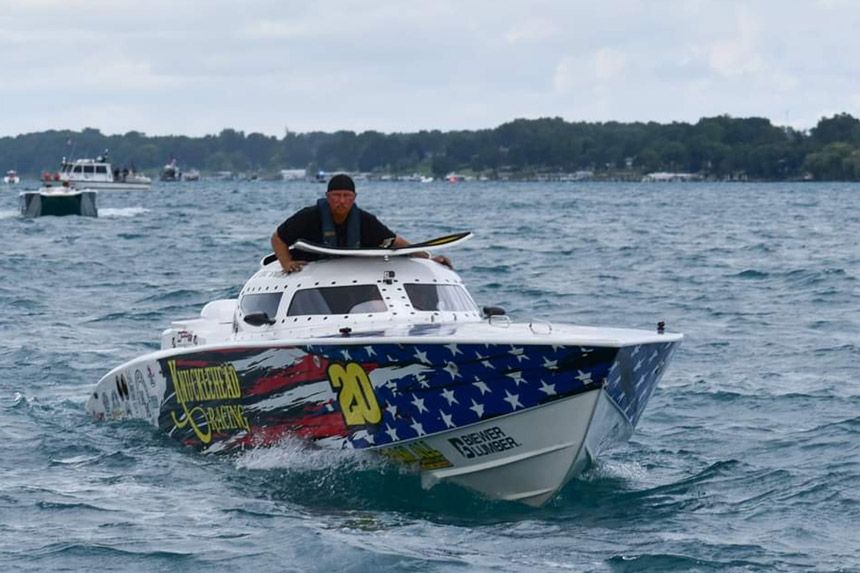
20,184,97,217
85,232,682,506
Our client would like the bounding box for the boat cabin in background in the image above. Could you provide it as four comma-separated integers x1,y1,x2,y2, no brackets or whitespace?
43,150,151,191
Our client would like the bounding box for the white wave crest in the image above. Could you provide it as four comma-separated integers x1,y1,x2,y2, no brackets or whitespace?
233,436,386,473
99,207,149,218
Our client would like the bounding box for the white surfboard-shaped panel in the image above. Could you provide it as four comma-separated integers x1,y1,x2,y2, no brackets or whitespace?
293,231,473,258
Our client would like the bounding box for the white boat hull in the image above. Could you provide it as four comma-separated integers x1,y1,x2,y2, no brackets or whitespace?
415,388,602,505
54,180,150,191
85,331,679,505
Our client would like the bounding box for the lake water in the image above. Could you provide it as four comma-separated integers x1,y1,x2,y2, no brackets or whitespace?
1,181,858,572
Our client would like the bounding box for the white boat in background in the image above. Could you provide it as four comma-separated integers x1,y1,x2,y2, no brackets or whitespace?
43,150,150,191
160,158,181,182
20,184,97,217
4,169,20,184
85,232,682,506
183,168,201,181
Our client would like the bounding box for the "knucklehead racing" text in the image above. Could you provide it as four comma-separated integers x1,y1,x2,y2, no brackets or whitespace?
167,359,250,444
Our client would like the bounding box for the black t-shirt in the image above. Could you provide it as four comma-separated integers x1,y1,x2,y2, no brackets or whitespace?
276,205,396,261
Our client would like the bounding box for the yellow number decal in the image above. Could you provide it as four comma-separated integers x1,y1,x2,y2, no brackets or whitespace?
328,362,382,426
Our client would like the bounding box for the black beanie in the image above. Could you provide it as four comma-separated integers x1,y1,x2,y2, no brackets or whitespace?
327,174,356,193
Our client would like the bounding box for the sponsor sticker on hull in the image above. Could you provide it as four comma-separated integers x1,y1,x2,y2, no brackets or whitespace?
448,426,522,459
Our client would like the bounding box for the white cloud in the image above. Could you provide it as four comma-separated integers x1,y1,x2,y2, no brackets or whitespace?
594,48,626,80
552,48,626,94
552,56,581,94
504,18,558,44
706,7,764,76
771,72,799,92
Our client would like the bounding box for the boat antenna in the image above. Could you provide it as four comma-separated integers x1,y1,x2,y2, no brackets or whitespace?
67,137,76,164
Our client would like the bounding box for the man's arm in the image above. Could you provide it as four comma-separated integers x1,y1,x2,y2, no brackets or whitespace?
271,232,305,273
392,236,453,268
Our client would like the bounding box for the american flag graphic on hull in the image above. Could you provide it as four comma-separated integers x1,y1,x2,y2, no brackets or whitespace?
156,339,678,454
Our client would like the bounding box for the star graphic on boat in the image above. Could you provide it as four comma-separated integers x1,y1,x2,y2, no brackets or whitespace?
445,343,463,356
469,399,485,418
509,346,528,362
441,410,456,428
414,349,430,364
444,361,459,380
576,370,594,384
410,420,426,436
341,349,352,361
506,371,525,386
503,390,523,410
551,344,565,352
482,359,495,369
363,432,375,445
581,347,593,356
473,380,491,395
542,357,558,370
538,379,556,396
631,345,641,357
364,345,376,356
634,358,644,372
387,403,398,418
411,396,428,413
385,424,398,441
441,387,458,405
416,373,430,388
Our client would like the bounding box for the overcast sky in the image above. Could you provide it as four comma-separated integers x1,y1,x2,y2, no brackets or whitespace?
1,0,858,138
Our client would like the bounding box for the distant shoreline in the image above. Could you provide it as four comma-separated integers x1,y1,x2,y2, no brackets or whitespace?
3,113,860,182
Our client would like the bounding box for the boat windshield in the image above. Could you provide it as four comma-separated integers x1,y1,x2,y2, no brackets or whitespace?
287,285,387,316
240,293,283,318
404,284,478,312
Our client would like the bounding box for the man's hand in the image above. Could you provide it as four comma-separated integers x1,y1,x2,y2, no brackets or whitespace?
432,255,453,269
281,260,305,273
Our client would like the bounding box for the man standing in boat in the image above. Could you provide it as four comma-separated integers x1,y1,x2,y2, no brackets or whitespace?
271,173,452,273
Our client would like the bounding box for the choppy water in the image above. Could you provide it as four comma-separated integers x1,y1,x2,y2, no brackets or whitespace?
1,181,858,572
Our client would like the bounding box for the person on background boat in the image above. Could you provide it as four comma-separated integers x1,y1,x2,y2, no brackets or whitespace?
271,173,452,273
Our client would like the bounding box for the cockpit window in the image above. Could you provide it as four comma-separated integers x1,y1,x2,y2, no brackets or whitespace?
287,285,387,316
404,284,478,312
240,293,283,318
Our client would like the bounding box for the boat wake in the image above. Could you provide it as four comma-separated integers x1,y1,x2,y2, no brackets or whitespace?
99,207,149,218
233,437,388,473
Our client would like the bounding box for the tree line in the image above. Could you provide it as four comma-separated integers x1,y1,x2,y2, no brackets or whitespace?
3,113,860,181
